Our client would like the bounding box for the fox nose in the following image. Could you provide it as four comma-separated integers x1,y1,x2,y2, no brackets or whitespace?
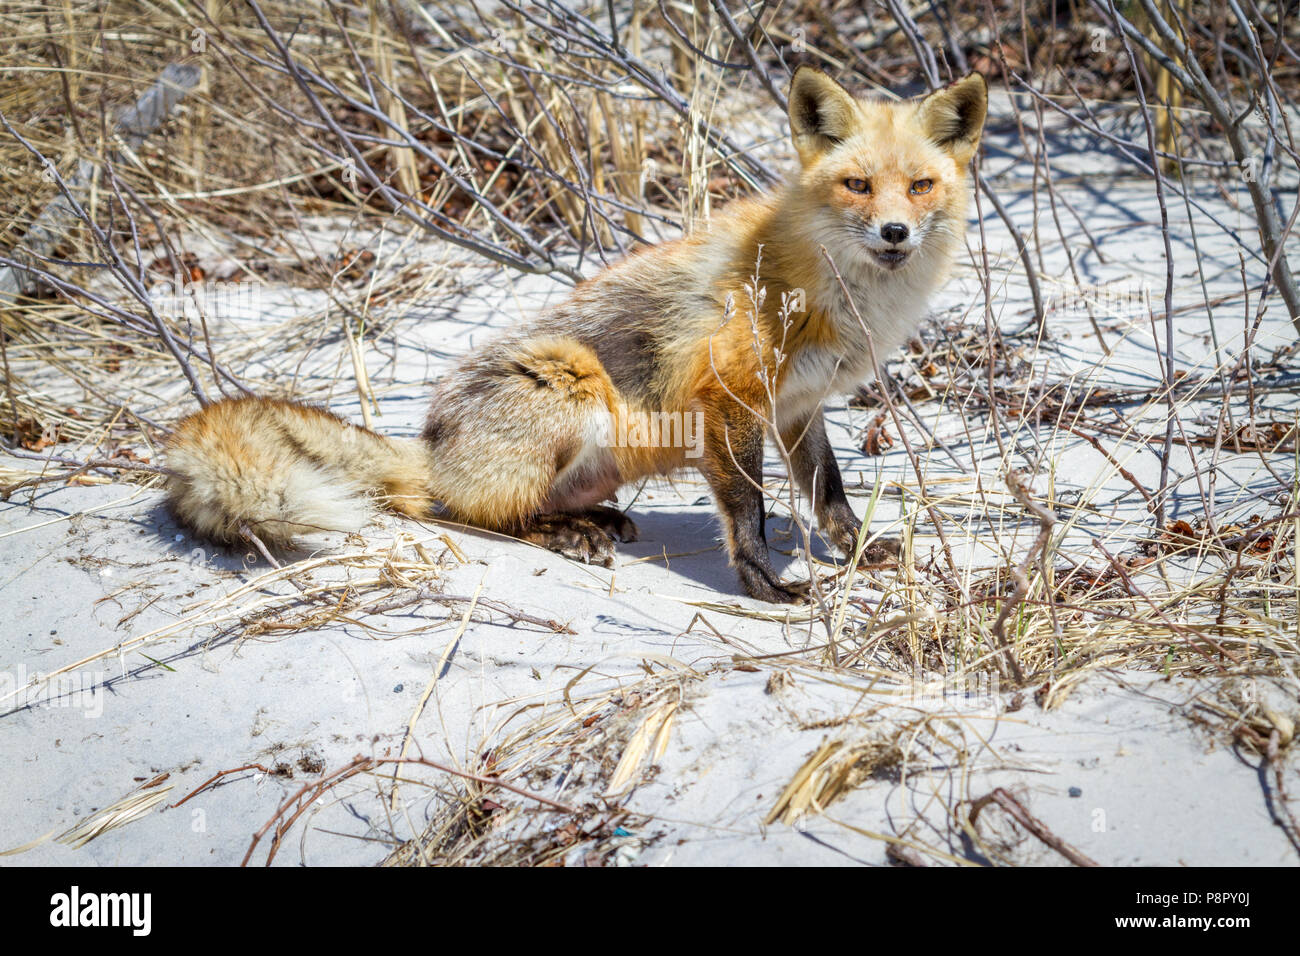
880,222,909,245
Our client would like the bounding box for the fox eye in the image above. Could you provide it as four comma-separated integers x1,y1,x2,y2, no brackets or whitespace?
910,179,934,195
843,178,870,194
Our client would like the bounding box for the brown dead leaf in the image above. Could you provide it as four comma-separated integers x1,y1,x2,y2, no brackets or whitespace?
861,413,895,456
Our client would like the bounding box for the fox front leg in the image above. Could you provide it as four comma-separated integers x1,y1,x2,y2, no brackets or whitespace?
780,408,900,566
779,408,858,553
700,399,810,604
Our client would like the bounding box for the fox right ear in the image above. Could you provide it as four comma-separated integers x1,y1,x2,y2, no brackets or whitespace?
788,67,858,159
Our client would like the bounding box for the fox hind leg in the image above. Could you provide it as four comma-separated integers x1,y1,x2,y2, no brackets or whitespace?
426,336,636,566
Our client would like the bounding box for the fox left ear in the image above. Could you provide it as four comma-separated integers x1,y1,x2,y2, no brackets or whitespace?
918,73,988,165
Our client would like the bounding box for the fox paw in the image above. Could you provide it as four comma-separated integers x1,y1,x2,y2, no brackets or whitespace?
522,513,618,568
580,505,639,543
826,520,864,559
737,558,811,605
829,521,901,568
859,535,901,566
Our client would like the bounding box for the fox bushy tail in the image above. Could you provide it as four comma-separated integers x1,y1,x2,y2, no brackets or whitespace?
165,397,434,548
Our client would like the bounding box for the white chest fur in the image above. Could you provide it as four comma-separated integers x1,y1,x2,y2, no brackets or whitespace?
777,263,934,417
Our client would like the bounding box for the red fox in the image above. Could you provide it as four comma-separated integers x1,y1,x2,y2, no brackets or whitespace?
166,68,987,603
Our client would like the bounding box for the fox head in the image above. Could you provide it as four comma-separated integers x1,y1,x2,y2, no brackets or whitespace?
786,68,987,275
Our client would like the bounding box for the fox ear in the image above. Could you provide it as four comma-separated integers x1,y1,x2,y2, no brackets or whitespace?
918,73,987,165
788,67,858,159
